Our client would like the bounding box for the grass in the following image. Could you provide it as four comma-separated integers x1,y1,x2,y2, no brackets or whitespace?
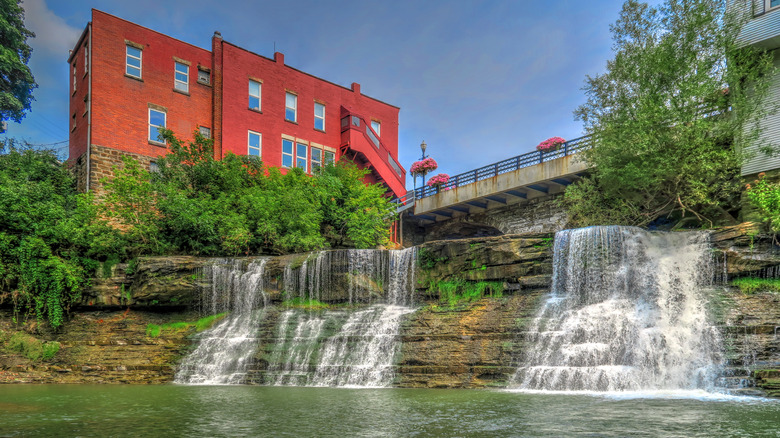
4,332,60,361
427,279,504,309
281,297,330,310
145,313,228,338
730,277,780,295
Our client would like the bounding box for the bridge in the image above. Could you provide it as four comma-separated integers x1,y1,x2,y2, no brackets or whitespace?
394,135,593,225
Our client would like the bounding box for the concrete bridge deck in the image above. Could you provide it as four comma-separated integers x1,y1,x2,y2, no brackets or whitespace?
403,135,593,224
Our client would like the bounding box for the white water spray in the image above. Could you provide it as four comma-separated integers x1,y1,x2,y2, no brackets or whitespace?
512,226,723,392
174,259,268,385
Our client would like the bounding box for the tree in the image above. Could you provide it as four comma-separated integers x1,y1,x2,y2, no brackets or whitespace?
102,129,395,255
0,0,37,128
563,0,774,228
0,140,118,328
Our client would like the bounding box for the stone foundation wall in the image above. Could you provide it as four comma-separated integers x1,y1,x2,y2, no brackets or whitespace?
71,144,157,194
406,195,568,244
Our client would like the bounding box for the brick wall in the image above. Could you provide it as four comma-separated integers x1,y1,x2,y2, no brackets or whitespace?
88,10,212,158
68,9,405,197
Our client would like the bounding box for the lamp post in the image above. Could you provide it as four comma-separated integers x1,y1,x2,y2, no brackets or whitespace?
419,140,428,187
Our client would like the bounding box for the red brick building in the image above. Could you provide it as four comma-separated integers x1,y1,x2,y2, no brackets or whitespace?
67,9,406,198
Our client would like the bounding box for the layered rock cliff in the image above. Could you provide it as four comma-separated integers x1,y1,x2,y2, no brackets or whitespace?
1,225,779,395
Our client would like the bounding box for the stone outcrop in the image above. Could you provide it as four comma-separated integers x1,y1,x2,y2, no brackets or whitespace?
2,224,780,395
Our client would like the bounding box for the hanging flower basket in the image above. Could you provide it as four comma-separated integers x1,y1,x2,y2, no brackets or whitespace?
426,173,451,190
410,157,438,176
536,137,566,152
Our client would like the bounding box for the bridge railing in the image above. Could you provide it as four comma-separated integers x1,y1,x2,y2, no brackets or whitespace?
412,134,594,199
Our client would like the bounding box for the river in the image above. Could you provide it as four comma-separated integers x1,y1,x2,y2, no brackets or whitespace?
0,385,777,437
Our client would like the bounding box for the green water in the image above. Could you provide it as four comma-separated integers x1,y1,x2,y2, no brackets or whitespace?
0,386,778,437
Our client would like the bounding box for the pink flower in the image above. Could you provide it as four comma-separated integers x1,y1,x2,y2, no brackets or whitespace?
426,173,450,187
536,137,566,152
410,157,438,175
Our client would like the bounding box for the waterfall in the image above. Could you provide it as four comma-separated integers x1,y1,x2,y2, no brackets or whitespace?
174,259,268,385
311,305,415,387
177,247,417,387
512,226,723,392
265,248,417,387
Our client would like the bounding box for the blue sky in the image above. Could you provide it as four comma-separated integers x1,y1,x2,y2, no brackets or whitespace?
5,0,635,188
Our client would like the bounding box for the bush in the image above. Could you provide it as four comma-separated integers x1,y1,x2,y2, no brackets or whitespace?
0,141,119,328
103,129,394,256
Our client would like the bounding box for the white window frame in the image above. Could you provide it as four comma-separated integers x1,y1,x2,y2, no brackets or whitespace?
199,126,211,139
249,80,262,111
126,45,142,78
324,150,336,166
73,65,77,93
314,102,325,131
248,131,262,157
285,92,297,122
148,108,166,144
296,142,308,172
768,0,780,12
282,139,294,168
371,120,381,137
84,45,88,74
311,146,323,171
174,62,189,93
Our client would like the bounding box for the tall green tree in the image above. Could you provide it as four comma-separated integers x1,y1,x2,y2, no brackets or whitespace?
563,0,774,227
0,0,36,128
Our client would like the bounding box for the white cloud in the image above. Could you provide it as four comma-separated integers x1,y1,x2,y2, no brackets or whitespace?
22,0,82,56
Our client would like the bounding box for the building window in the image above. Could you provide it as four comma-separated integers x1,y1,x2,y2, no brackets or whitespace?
371,120,381,137
314,102,325,131
248,131,262,157
149,161,159,173
311,147,322,171
282,139,294,168
296,142,308,172
285,92,297,122
149,108,166,144
769,0,780,10
174,62,189,93
126,45,142,78
198,68,210,85
84,45,89,73
324,150,335,166
249,80,261,111
73,65,77,93
199,126,211,138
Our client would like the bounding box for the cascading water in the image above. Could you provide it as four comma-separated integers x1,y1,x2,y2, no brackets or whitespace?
265,247,417,387
311,305,414,387
174,258,269,385
512,226,723,392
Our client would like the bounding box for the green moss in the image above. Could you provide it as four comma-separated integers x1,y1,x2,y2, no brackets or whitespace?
426,279,503,309
4,333,60,361
281,297,330,310
730,277,780,294
101,254,120,278
145,312,228,338
417,248,448,270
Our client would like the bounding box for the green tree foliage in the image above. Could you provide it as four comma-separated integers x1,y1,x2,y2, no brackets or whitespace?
563,0,774,227
0,140,117,328
0,0,37,127
103,129,395,256
745,173,780,232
